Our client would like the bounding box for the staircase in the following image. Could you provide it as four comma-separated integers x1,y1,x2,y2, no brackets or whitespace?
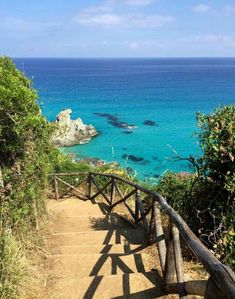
46,173,235,299
47,197,168,299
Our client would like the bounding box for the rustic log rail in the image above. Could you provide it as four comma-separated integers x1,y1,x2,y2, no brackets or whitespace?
50,172,235,299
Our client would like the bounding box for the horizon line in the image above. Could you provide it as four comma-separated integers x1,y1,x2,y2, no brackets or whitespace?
10,56,235,59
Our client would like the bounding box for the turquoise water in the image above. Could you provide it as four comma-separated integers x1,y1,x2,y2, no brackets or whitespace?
14,58,235,179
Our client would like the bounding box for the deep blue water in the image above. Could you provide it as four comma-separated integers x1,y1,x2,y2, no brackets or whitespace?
14,58,235,180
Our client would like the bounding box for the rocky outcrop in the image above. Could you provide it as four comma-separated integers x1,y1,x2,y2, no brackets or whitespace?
52,109,98,147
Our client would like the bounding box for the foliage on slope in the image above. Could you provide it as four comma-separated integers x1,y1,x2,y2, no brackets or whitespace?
0,56,55,298
156,105,235,268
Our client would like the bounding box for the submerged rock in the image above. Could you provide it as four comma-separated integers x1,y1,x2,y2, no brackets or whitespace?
52,109,98,147
143,120,157,126
152,156,159,161
122,154,144,163
94,112,137,131
139,160,150,165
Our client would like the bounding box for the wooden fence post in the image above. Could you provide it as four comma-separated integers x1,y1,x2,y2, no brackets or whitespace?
136,190,149,236
154,202,166,275
172,224,187,298
135,199,139,224
54,175,59,200
165,222,176,288
110,177,115,206
87,173,92,199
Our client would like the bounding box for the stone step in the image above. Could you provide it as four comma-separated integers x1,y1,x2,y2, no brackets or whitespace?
50,253,154,277
51,229,144,246
50,272,166,299
48,198,108,217
50,213,133,233
51,244,147,255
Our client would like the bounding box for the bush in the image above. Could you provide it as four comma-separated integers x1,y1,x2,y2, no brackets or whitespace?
196,105,235,195
156,105,235,268
0,57,55,227
195,105,235,267
0,56,55,298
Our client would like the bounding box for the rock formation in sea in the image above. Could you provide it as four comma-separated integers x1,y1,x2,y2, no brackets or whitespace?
94,113,137,131
52,109,98,147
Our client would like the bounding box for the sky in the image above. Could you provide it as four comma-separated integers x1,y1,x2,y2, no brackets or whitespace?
0,0,235,57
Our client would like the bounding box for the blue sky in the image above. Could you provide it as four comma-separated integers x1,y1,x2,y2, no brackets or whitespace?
0,0,235,57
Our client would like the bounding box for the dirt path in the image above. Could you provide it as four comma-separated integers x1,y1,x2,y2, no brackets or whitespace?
43,197,204,299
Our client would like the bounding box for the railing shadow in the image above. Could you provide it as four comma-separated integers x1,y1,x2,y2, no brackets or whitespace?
90,216,145,245
78,191,166,298
80,226,165,299
89,214,130,231
111,286,165,299
82,256,164,299
82,275,165,299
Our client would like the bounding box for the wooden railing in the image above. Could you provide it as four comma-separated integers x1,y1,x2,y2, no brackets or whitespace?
51,172,235,299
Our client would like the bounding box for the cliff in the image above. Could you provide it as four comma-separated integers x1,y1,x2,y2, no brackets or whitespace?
52,109,98,146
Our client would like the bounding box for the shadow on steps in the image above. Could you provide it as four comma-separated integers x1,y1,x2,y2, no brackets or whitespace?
90,212,130,230
99,244,147,254
80,252,164,298
112,287,165,299
82,272,165,299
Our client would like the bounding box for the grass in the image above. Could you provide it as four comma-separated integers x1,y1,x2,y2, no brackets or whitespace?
0,232,27,299
0,212,50,299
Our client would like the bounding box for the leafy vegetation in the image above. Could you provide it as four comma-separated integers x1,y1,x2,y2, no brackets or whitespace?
196,105,235,196
156,105,235,268
0,56,54,298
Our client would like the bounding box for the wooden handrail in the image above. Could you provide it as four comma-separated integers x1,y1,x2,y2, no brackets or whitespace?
50,172,235,298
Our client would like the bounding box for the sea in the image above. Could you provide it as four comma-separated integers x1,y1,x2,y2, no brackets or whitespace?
14,58,235,181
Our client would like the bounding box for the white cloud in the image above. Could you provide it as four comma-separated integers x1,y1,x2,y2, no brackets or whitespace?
193,3,235,16
224,4,235,15
129,14,174,28
124,40,153,49
188,34,235,47
124,0,155,6
73,1,174,29
74,13,121,26
0,17,61,32
193,4,211,13
74,12,174,28
72,0,174,29
81,1,115,14
123,40,172,54
124,40,149,49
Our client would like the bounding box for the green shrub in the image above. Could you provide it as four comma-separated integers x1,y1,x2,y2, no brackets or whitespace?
0,56,54,226
156,105,235,268
0,232,28,299
0,56,55,298
196,105,235,196
195,105,235,266
155,172,195,212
